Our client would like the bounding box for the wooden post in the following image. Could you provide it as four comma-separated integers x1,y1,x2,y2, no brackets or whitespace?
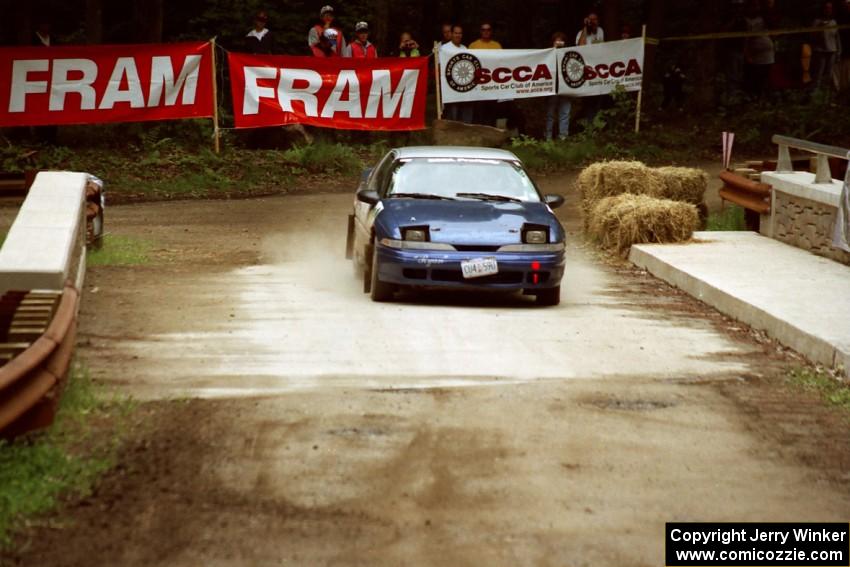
634,24,646,134
210,38,221,154
433,42,443,120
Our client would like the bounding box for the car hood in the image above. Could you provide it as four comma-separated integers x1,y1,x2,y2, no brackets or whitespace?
374,199,563,246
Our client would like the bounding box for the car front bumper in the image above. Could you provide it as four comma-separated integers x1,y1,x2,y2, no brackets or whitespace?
374,244,565,290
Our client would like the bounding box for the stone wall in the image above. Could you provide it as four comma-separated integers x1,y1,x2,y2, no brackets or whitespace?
772,191,850,265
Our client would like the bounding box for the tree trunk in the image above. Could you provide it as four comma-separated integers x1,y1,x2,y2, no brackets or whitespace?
374,0,390,56
134,0,163,43
85,0,103,44
644,0,665,78
148,0,163,42
691,1,719,109
14,2,31,45
603,0,621,42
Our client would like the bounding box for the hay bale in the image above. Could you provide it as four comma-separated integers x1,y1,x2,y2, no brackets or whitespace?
577,161,666,228
655,166,708,205
587,194,700,257
578,160,665,204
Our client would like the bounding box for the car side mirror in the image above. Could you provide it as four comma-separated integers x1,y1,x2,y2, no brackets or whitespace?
544,194,565,209
356,189,380,205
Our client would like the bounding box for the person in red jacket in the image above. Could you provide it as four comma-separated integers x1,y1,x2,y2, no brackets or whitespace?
308,5,346,56
347,21,378,58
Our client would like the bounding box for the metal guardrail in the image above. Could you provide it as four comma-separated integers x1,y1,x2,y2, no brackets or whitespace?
0,284,78,437
772,135,850,184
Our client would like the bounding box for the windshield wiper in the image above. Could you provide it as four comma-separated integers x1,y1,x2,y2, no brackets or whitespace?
456,192,522,203
389,193,456,200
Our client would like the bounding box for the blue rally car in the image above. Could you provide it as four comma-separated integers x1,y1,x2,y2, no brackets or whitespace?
345,146,566,305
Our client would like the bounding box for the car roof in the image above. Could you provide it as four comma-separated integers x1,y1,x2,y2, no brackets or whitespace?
394,146,521,161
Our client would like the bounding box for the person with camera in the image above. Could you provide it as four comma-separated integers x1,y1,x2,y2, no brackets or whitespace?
576,13,605,124
397,32,421,57
576,12,604,46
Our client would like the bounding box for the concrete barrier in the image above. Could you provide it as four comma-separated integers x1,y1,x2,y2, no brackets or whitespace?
761,171,850,265
0,172,88,294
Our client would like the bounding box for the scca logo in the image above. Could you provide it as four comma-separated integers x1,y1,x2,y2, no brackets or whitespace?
445,53,481,93
560,50,642,88
445,53,553,93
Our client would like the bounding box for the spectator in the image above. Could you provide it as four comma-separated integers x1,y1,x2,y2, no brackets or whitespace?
246,11,274,54
470,21,502,49
442,25,474,123
743,0,775,100
662,62,687,110
812,2,842,92
440,23,453,45
469,22,503,125
397,32,421,57
545,32,571,141
347,21,377,58
576,13,605,123
308,5,346,57
620,24,632,40
442,24,466,54
576,12,604,45
33,21,52,46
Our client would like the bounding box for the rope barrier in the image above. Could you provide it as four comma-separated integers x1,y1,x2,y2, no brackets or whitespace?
647,23,850,45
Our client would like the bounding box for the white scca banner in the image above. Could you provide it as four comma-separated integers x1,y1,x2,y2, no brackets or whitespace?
556,38,644,97
438,48,556,103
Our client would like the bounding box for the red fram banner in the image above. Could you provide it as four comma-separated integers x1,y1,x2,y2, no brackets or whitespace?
0,41,214,127
229,53,429,130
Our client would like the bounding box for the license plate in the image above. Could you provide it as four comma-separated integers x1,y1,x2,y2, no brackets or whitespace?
461,257,498,279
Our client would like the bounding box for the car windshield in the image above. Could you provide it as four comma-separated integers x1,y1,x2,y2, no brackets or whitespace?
386,158,541,202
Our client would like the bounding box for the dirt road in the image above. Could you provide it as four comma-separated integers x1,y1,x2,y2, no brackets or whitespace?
7,175,850,566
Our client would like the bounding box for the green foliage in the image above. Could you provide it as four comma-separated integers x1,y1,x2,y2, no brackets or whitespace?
788,367,850,413
87,236,153,266
1,133,372,200
509,135,613,172
281,142,363,175
706,205,746,231
0,364,127,548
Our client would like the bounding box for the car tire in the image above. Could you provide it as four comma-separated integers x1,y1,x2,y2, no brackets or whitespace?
370,250,394,302
345,214,354,259
536,286,560,306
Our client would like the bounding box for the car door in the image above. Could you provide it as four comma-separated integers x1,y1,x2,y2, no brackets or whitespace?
353,151,395,266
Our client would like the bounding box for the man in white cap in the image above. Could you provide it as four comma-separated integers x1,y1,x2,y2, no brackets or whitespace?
346,22,377,58
309,5,346,56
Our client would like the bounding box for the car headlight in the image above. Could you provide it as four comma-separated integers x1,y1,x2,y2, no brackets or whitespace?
404,228,427,242
524,230,547,244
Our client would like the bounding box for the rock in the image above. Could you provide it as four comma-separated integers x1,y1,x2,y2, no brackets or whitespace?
431,119,511,147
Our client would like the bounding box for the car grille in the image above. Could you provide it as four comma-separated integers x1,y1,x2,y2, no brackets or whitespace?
451,245,502,252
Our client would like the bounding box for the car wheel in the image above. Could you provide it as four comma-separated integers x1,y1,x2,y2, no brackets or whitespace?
536,286,560,306
345,214,354,259
370,250,394,302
